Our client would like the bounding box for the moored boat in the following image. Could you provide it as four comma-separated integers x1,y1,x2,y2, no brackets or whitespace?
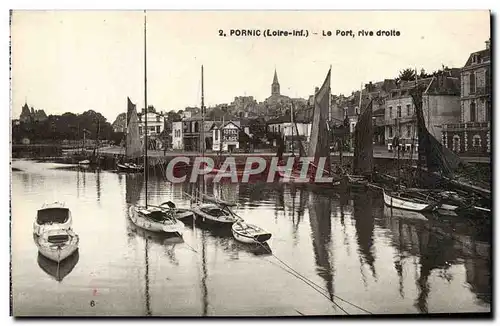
383,189,438,212
231,221,272,244
34,228,79,263
129,205,185,234
191,203,238,226
117,162,144,173
33,202,72,236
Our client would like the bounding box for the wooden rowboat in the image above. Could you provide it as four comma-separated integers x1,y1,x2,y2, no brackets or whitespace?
231,221,272,244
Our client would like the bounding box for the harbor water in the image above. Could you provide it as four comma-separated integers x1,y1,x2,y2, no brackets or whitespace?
11,159,491,316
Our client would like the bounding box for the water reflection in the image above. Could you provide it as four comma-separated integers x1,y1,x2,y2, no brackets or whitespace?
11,160,491,316
37,251,79,282
352,190,377,281
308,192,334,302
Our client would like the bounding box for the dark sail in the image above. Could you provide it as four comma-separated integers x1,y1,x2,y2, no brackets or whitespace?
307,68,331,174
412,92,462,178
353,100,374,176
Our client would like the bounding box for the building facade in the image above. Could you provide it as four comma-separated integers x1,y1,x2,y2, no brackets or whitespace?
383,71,461,152
442,40,491,155
212,121,241,152
172,121,184,150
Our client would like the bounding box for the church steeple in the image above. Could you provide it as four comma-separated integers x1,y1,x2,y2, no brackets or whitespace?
272,69,280,96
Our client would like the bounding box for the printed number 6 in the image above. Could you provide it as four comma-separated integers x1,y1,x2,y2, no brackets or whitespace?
90,300,95,307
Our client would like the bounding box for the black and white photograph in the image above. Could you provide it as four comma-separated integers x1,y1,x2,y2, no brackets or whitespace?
9,10,492,317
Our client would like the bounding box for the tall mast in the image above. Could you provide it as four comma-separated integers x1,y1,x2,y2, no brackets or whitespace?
201,65,205,155
291,103,294,156
143,10,148,207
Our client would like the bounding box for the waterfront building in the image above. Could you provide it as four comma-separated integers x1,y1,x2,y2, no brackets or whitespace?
384,69,461,152
442,39,491,155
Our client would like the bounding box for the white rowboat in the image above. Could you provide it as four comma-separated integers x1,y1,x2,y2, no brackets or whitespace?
232,221,272,244
383,189,437,212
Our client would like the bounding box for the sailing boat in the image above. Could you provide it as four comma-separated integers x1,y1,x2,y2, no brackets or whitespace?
385,85,490,214
128,12,184,235
347,98,374,186
189,66,239,226
277,68,335,185
117,97,144,173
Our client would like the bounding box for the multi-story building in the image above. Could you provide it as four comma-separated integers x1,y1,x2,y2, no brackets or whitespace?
442,39,491,155
177,116,215,152
211,121,243,152
137,107,167,149
384,70,461,152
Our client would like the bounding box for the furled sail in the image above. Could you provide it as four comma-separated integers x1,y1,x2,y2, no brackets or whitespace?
353,100,374,176
126,97,142,159
307,68,331,174
412,92,462,178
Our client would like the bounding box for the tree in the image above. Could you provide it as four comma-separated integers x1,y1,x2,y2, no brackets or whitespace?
398,68,416,81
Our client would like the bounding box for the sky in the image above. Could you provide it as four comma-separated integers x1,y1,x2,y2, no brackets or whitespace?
11,10,490,122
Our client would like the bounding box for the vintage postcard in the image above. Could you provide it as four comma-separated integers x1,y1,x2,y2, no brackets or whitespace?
10,10,491,317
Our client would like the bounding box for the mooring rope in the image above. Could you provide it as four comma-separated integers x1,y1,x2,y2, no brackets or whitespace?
253,240,373,315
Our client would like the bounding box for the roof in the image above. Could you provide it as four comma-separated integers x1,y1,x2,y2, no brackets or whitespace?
273,69,279,84
463,49,490,67
267,115,310,124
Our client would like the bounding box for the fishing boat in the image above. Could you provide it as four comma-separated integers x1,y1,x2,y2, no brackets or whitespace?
383,189,438,212
408,88,490,208
277,68,333,185
191,203,238,226
128,15,183,236
34,228,79,263
231,221,272,244
33,202,72,236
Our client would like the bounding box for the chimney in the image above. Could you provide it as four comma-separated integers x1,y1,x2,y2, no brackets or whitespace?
485,39,490,50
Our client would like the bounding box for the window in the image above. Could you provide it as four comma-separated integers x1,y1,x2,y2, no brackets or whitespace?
406,125,411,138
406,104,411,116
389,107,392,118
397,106,401,118
472,135,481,149
470,72,476,94
156,126,161,133
156,116,160,122
452,135,460,152
470,101,476,122
388,126,393,138
214,130,219,141
355,106,359,115
344,107,348,118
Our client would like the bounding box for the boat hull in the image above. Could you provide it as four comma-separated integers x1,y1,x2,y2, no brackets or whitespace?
34,230,79,263
383,190,436,212
192,205,238,226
